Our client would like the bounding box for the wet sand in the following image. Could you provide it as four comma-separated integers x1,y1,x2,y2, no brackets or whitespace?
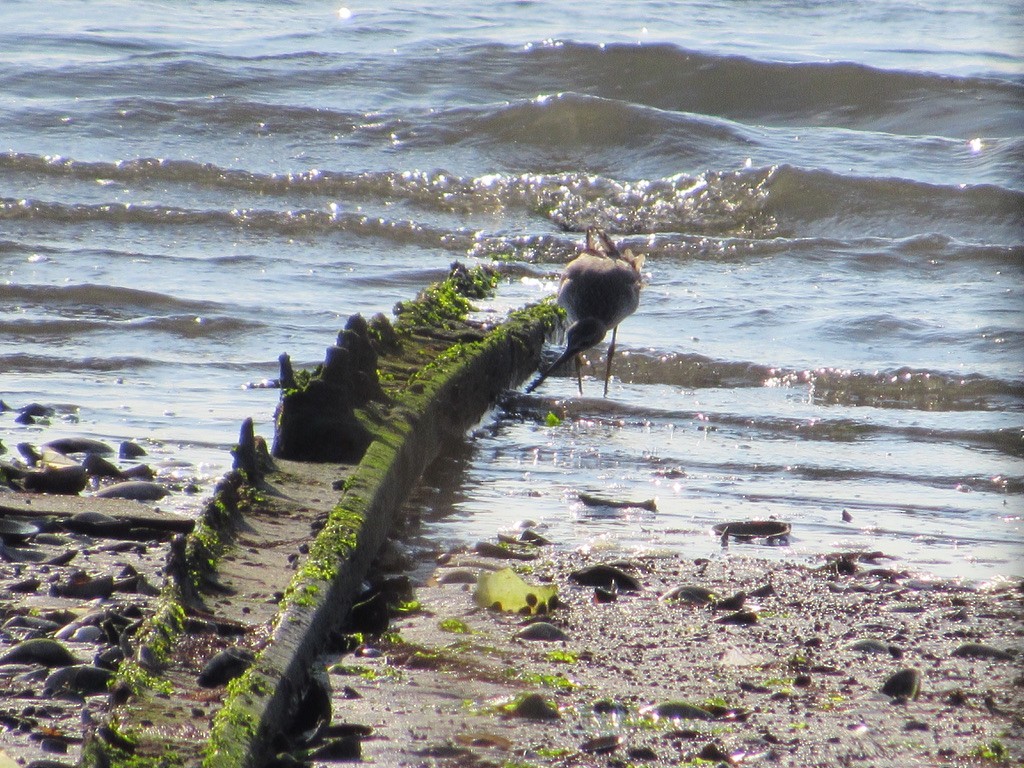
324,544,1023,768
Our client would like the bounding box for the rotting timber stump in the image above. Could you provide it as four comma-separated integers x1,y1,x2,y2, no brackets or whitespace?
82,263,561,768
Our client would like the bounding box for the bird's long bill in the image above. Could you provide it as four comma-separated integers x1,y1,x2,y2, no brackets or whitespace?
524,345,579,393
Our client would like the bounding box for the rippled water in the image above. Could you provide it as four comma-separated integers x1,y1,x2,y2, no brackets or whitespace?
1,0,1021,582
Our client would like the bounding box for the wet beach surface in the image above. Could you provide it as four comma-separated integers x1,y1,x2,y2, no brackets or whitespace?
324,543,1023,767
1,426,1021,765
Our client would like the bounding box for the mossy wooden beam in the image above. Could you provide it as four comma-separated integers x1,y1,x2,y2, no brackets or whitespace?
84,263,560,768
204,266,559,767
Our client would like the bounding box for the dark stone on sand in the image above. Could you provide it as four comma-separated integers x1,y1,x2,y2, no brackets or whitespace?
660,585,717,605
510,693,560,720
514,622,569,642
715,610,759,626
44,663,113,696
43,438,114,456
474,541,536,560
95,647,125,670
9,577,42,593
628,746,659,761
951,643,1014,661
82,453,124,479
850,639,891,655
713,520,791,542
4,615,62,633
518,528,552,545
749,581,770,602
570,564,641,592
0,517,40,543
94,480,168,501
120,463,156,479
198,647,256,688
716,591,747,611
51,572,115,600
593,699,629,717
881,668,921,700
348,591,390,635
18,403,54,418
0,539,57,564
18,442,43,464
436,569,477,585
580,734,622,754
0,638,81,667
21,465,88,495
698,742,733,763
577,491,657,512
119,441,147,459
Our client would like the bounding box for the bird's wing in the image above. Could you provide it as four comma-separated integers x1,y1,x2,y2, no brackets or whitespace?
622,248,645,273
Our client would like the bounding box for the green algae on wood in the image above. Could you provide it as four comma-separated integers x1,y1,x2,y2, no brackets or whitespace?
202,265,559,766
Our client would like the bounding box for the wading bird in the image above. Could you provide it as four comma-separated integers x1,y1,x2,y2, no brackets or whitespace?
526,228,645,397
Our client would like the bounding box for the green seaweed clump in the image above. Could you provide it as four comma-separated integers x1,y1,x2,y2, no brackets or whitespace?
474,567,558,616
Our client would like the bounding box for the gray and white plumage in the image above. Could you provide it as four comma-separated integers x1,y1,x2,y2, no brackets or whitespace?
527,228,645,396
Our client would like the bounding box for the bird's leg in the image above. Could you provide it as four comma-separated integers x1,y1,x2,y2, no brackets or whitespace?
575,354,583,395
602,326,618,397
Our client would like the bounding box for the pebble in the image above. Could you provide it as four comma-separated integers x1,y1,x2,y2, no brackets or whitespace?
473,541,536,561
44,664,113,696
0,638,82,667
715,591,747,611
21,465,88,495
593,699,629,718
94,480,168,501
509,693,560,720
570,564,641,592
81,453,124,479
119,441,147,459
514,622,569,642
580,734,622,754
43,438,114,456
198,647,256,688
51,572,115,600
4,615,62,633
9,577,42,593
642,701,714,721
950,642,1014,661
659,585,717,605
881,668,921,700
436,568,478,585
850,638,890,654
714,610,759,625
68,626,106,644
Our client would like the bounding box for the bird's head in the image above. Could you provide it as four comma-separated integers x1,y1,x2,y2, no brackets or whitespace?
524,316,608,394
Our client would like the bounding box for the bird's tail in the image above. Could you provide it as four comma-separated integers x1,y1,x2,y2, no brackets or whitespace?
586,228,645,274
